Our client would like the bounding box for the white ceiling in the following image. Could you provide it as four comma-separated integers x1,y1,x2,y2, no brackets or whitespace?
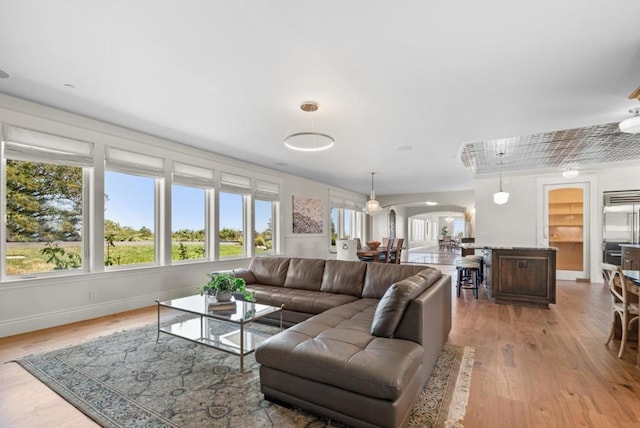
1,1,639,195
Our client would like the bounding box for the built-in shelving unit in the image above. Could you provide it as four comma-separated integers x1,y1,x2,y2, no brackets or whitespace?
548,188,583,271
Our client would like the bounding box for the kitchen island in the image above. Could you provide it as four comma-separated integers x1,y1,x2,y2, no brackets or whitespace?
461,245,557,308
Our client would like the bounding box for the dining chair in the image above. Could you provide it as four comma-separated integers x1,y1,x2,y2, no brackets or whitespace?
379,238,394,263
355,238,362,250
389,238,404,264
442,236,453,251
602,263,639,358
336,239,361,262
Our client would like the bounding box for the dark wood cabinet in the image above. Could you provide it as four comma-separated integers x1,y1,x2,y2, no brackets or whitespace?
621,245,640,270
490,248,556,308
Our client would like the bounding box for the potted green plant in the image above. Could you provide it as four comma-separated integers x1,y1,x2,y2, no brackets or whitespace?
199,272,253,302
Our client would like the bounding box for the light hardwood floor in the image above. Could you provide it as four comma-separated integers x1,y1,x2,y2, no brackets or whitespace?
1,265,639,427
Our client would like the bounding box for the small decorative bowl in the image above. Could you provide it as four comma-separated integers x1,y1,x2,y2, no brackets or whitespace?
366,241,381,250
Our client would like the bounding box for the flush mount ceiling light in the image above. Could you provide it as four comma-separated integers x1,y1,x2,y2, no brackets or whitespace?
493,151,510,205
284,101,335,152
0,68,9,79
619,107,640,134
562,168,579,178
363,172,383,216
425,201,438,206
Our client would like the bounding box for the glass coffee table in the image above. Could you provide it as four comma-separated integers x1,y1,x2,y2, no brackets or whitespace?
156,294,283,372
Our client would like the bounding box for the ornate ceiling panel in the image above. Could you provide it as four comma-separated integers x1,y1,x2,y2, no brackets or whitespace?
460,123,640,174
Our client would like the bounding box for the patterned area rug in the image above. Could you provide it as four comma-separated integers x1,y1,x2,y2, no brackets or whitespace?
16,323,473,427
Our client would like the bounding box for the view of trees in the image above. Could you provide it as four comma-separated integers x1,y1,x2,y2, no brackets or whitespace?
5,159,273,273
5,160,83,242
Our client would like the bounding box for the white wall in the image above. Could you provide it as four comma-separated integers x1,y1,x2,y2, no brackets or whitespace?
0,94,364,337
475,164,640,280
474,175,538,246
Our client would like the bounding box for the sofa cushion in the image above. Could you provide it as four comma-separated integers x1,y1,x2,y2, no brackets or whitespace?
255,299,423,401
232,268,257,284
284,258,326,291
248,257,290,287
320,260,367,297
362,264,435,298
370,282,412,338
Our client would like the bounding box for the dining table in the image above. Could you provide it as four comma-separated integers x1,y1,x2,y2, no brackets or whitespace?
356,246,389,263
623,270,640,367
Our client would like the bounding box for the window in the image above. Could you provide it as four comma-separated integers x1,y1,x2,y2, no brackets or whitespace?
330,207,338,246
172,185,206,261
104,148,163,267
254,199,274,255
171,162,214,262
104,171,156,266
219,192,244,258
2,126,92,277
254,179,279,255
5,160,85,275
329,194,365,249
0,122,283,282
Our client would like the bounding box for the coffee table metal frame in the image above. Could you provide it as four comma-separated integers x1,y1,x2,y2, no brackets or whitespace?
156,294,283,372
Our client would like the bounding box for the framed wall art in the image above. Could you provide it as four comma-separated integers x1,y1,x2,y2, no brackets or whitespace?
292,195,323,234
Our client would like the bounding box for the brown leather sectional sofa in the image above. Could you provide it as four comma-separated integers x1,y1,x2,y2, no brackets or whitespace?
232,256,452,428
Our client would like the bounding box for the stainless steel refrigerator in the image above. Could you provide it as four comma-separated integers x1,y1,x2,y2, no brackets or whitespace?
603,190,640,264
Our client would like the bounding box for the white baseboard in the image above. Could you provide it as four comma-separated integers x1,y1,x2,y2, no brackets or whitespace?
0,287,192,338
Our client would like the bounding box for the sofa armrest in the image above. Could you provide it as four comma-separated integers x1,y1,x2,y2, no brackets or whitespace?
394,274,451,371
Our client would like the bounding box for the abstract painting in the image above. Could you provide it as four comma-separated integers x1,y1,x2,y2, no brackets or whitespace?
292,195,323,234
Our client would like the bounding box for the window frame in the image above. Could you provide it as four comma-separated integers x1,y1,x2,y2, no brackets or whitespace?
0,121,283,283
1,126,92,280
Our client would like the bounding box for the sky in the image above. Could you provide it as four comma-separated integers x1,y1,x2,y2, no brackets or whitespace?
104,172,271,232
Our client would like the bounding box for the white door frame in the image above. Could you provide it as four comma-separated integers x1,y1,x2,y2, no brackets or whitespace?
536,175,598,281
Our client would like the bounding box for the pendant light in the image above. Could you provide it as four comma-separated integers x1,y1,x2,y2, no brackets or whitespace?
284,101,335,151
619,107,640,134
493,152,509,205
363,172,382,215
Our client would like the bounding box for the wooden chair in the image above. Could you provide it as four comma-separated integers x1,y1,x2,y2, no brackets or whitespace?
602,263,639,358
379,238,394,263
336,239,361,262
389,238,404,264
382,237,391,248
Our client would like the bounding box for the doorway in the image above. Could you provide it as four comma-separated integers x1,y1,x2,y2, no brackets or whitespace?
543,183,590,280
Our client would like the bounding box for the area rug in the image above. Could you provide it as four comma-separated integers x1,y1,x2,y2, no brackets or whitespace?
16,323,474,427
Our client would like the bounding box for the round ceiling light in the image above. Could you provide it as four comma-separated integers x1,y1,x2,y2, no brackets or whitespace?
284,132,335,151
284,101,335,151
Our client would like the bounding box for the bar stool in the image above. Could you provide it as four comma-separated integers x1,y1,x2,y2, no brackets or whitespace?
455,258,481,299
463,255,484,284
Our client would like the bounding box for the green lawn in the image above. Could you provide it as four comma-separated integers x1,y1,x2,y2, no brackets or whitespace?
6,241,255,275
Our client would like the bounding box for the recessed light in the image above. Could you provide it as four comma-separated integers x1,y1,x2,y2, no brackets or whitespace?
0,69,10,79
64,83,76,88
426,201,438,206
395,145,413,152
